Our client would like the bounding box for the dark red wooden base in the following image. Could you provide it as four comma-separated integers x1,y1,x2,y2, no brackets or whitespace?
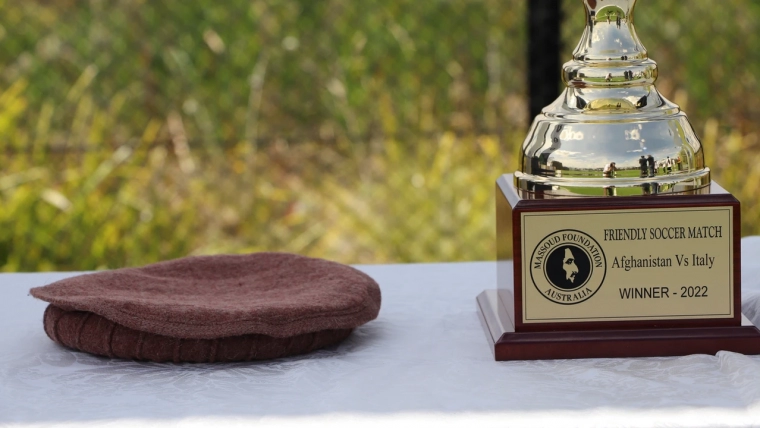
477,289,760,360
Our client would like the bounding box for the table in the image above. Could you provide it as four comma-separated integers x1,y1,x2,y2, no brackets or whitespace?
3,237,760,427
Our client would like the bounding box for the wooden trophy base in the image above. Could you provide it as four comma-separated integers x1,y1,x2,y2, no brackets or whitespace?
477,289,760,360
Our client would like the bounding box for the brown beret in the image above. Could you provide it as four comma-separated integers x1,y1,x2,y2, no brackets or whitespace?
30,253,381,362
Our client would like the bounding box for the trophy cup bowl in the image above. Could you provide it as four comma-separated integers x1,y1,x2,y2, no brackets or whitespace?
477,0,760,360
516,0,709,197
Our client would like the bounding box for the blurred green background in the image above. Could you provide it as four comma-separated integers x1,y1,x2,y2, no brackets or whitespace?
1,0,759,271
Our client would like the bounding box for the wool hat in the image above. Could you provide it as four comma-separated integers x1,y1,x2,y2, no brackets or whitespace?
30,253,381,362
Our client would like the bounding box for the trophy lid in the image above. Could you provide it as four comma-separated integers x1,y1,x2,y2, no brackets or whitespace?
515,0,710,197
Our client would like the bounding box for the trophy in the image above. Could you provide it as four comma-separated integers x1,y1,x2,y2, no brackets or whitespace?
477,0,760,360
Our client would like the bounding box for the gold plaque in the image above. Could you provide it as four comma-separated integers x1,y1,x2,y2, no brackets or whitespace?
521,206,733,323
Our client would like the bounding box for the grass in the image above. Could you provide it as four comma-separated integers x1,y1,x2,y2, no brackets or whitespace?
1,0,759,270
0,130,515,270
564,186,642,197
561,170,645,179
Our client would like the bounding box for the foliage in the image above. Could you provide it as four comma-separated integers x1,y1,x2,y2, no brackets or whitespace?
0,0,759,270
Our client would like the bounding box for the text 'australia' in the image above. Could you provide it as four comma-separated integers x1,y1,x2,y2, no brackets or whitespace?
544,287,593,303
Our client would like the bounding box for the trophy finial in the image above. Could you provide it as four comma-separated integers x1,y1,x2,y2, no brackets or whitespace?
514,0,710,197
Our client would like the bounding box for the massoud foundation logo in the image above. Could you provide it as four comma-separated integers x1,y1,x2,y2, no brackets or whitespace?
529,229,607,305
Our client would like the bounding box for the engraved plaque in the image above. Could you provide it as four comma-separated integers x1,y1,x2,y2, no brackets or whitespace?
521,207,733,324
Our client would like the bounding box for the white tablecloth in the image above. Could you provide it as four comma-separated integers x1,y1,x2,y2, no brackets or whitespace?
4,238,760,427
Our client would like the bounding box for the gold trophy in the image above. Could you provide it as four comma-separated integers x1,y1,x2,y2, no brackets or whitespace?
477,0,760,360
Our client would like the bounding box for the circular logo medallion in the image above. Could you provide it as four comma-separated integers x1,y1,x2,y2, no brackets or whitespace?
529,229,607,305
